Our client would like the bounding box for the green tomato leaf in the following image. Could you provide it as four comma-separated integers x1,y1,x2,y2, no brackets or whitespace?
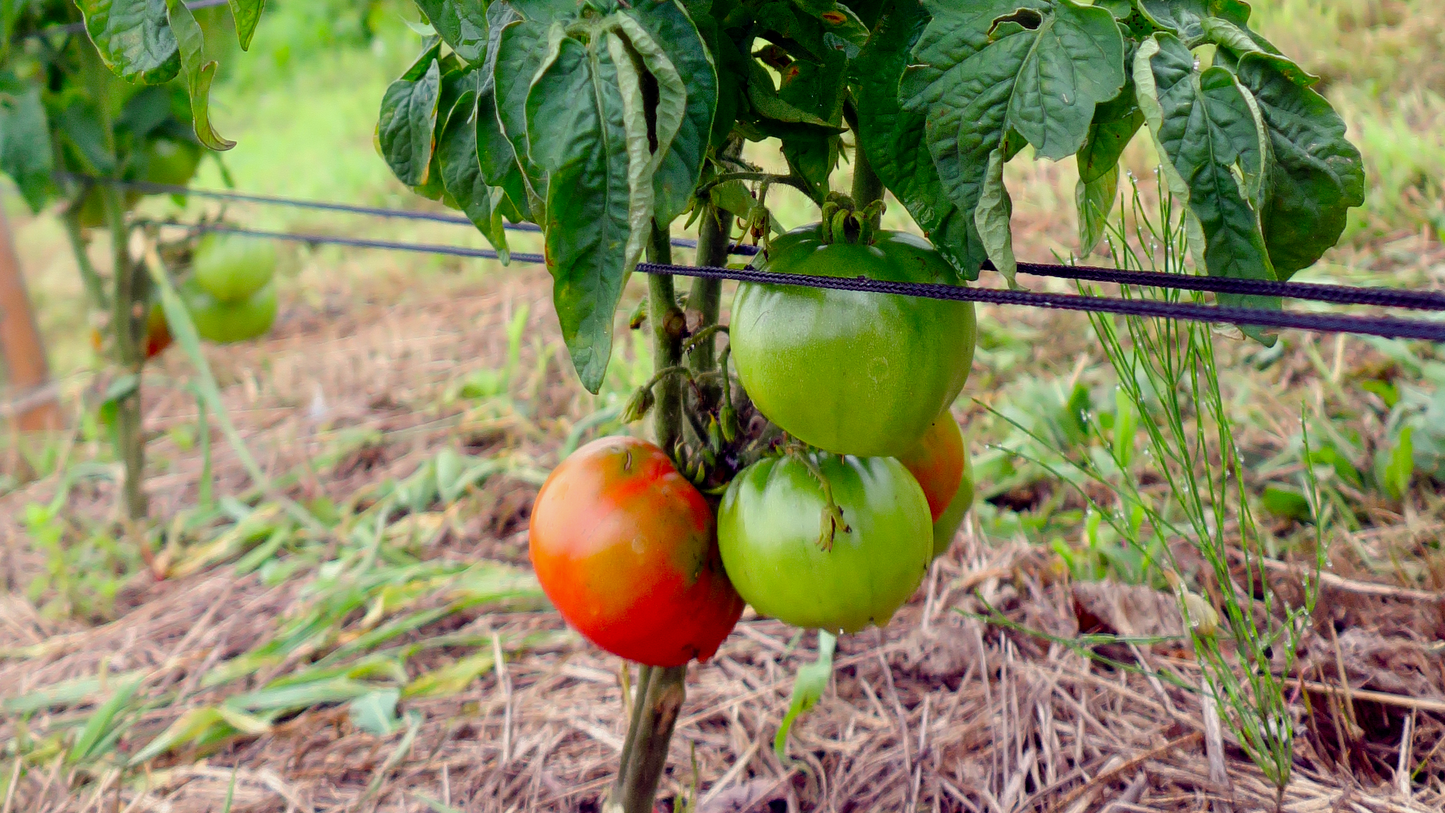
493,18,554,219
1005,1,1127,162
615,0,717,224
378,46,443,188
606,31,658,282
904,0,1125,275
76,0,182,84
1076,90,1143,185
526,36,633,393
774,630,836,763
1234,52,1365,278
439,91,510,261
0,73,55,211
852,0,985,278
55,99,116,176
746,57,836,129
227,0,265,51
1135,34,1274,292
415,0,488,65
1076,162,1118,257
166,0,234,151
975,145,1016,282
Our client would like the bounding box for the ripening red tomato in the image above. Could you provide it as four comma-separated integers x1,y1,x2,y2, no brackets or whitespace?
897,413,975,558
142,302,172,359
528,436,744,667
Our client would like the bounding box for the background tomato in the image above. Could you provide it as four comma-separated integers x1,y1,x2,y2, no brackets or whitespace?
193,234,278,303
529,436,743,667
181,278,278,344
897,414,965,522
142,302,172,359
730,226,977,458
717,452,932,634
138,138,204,188
929,443,974,558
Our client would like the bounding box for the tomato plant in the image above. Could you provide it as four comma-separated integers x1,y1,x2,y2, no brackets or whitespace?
718,451,932,634
373,0,1365,808
898,413,975,557
0,1,270,518
730,224,976,457
529,436,744,667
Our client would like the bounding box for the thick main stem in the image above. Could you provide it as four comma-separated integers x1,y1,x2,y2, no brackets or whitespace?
104,185,146,520
851,137,885,212
688,203,732,375
607,225,688,813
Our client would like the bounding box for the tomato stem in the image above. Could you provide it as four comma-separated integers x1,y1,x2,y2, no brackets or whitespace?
687,197,733,374
790,448,850,551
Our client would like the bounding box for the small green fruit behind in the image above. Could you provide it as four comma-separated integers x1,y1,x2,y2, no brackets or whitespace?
718,452,932,634
730,226,977,458
930,443,974,558
181,277,278,344
193,234,277,303
139,138,204,188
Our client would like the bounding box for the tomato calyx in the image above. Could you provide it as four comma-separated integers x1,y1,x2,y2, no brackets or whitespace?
819,194,886,248
784,443,851,552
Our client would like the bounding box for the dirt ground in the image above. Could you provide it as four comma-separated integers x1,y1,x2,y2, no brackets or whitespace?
2,262,1444,813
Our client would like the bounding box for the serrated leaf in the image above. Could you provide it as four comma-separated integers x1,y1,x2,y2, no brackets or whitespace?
493,18,553,218
0,73,55,212
527,36,632,393
1005,1,1127,161
975,146,1015,282
77,0,182,84
1076,162,1118,256
775,630,835,763
227,0,265,51
904,0,1124,274
349,688,402,736
439,92,510,261
1135,34,1274,294
1234,52,1364,278
852,0,984,277
378,54,443,188
415,0,488,65
166,0,234,150
614,1,716,224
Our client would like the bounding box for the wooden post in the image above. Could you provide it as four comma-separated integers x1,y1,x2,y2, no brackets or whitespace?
0,206,63,431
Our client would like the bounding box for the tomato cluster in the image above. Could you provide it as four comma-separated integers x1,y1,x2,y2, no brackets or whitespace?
530,225,978,663
182,234,279,345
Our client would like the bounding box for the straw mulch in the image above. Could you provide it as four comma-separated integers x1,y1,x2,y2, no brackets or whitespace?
3,527,1441,813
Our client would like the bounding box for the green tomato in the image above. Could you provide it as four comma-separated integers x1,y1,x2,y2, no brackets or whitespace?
181,278,278,344
717,452,932,634
730,225,977,457
192,234,277,303
140,138,204,188
930,443,974,558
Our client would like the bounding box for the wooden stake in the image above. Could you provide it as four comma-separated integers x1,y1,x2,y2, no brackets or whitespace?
0,206,62,432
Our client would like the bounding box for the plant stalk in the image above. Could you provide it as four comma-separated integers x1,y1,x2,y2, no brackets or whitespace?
61,207,110,312
103,184,147,520
851,134,885,213
688,203,732,374
606,224,690,813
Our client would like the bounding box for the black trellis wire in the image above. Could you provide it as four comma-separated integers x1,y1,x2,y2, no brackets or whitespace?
160,221,1445,344
70,174,1445,313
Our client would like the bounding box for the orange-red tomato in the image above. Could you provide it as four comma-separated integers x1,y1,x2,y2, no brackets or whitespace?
897,413,965,522
142,303,172,359
529,436,744,667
